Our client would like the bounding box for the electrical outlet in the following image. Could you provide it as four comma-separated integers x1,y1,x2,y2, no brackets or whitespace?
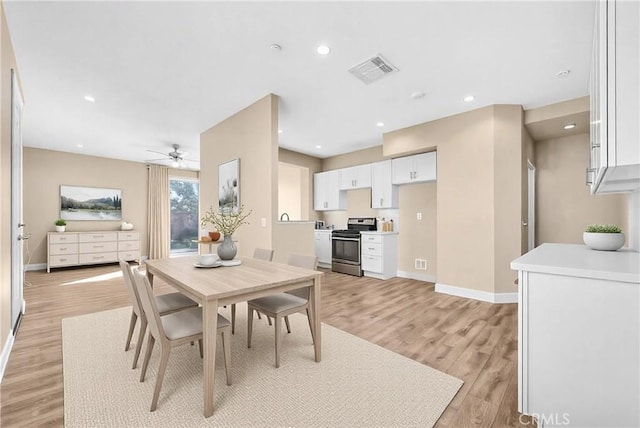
417,212,422,220
261,217,267,227
414,259,427,270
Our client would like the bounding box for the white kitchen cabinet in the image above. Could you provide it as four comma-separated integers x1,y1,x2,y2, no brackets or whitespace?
314,170,346,211
339,164,372,190
360,232,398,280
588,0,640,194
511,244,639,427
371,160,398,209
391,152,437,185
314,230,332,267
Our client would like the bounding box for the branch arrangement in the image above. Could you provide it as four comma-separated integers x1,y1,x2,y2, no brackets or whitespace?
201,204,252,236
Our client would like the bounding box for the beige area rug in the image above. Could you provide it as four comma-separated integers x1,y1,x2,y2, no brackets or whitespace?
63,304,463,427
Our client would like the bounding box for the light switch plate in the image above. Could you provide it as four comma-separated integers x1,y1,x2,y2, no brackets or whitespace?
261,217,267,227
417,212,422,220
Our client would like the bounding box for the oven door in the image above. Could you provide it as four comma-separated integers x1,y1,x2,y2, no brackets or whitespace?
332,236,361,265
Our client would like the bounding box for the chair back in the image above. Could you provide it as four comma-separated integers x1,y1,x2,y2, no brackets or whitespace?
119,259,142,317
253,248,274,261
132,268,166,341
286,253,318,299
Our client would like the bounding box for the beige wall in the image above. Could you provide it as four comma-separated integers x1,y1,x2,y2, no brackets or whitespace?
23,148,152,265
535,133,627,245
278,162,306,221
398,182,437,278
272,222,315,264
200,95,279,257
321,146,384,170
1,2,18,352
278,148,322,221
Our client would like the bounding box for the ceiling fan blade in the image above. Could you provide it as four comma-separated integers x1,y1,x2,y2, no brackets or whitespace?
145,158,172,162
146,149,170,157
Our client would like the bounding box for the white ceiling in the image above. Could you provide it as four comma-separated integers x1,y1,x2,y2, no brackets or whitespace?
4,1,595,168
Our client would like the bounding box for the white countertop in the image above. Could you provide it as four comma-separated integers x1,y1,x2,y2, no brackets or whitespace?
360,231,399,235
511,243,640,283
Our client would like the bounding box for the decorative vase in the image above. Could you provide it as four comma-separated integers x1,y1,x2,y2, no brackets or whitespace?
583,232,625,251
55,225,65,233
217,235,237,260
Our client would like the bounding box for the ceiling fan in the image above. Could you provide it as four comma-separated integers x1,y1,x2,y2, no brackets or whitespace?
145,144,199,168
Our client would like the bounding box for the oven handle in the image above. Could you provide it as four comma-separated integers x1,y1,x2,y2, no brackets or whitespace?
332,237,360,242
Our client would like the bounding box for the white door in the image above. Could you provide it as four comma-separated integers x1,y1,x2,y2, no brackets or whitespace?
11,70,25,333
527,160,536,252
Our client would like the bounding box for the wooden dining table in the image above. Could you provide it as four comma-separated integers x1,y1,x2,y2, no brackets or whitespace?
144,255,323,418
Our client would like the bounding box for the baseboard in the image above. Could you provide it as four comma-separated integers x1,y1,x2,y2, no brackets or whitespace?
396,271,437,283
435,282,518,304
0,332,15,383
25,263,46,271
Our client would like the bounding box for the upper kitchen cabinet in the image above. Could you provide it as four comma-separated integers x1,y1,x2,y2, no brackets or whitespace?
371,160,399,209
314,170,346,211
339,164,372,190
588,0,640,194
392,152,437,185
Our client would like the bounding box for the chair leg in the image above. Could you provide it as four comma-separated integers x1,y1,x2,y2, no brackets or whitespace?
306,308,315,344
198,339,203,358
274,315,282,368
231,304,236,335
140,333,155,382
284,315,291,333
132,318,148,369
267,316,272,326
222,329,232,385
257,311,262,320
125,311,138,351
247,306,254,348
150,347,170,412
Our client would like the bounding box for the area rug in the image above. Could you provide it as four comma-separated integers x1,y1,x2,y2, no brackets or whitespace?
62,304,462,427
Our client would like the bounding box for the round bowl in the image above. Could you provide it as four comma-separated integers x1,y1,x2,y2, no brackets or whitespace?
583,232,625,251
198,254,219,266
208,231,221,241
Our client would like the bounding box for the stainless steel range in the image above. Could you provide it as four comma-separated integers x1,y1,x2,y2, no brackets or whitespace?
332,217,377,276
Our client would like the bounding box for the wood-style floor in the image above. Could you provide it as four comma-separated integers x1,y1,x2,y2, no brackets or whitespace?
1,264,534,427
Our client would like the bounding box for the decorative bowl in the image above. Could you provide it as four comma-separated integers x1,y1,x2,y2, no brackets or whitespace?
208,231,221,241
583,232,625,251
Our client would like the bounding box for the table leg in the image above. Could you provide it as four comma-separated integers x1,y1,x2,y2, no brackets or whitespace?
310,276,322,362
146,269,154,287
203,298,219,417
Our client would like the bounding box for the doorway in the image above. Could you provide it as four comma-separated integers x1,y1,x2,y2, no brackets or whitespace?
169,178,199,254
11,70,25,334
527,160,536,251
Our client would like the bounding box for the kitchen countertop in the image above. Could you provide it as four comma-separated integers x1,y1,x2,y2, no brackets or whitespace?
360,231,399,235
511,243,640,283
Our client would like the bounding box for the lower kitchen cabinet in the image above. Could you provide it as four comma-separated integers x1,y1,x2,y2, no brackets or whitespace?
314,230,332,268
511,243,639,427
360,232,398,280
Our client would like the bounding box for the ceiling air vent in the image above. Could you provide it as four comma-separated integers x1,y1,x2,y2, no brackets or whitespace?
348,54,399,84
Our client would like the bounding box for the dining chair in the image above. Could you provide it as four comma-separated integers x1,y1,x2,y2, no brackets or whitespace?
247,253,317,368
229,248,275,334
132,268,232,412
119,260,198,369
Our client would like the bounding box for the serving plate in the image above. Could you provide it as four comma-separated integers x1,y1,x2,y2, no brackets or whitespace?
194,261,222,268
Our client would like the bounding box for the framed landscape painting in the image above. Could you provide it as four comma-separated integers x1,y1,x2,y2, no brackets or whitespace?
218,158,240,213
60,185,122,221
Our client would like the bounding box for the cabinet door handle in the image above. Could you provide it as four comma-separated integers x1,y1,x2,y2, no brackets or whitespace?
380,198,383,206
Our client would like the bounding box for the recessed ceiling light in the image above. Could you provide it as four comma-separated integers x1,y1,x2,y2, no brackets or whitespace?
463,95,476,103
83,95,95,103
411,91,426,100
563,123,576,130
556,69,571,78
376,122,385,127
316,45,330,55
315,145,322,149
270,44,282,51
278,129,283,134
76,144,84,148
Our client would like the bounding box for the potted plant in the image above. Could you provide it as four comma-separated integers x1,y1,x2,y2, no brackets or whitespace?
583,224,625,251
55,219,67,233
201,205,252,260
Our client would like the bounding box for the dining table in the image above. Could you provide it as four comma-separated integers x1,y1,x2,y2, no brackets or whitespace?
144,255,323,418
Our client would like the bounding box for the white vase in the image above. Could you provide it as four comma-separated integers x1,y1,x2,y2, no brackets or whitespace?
583,232,625,251
55,225,66,233
217,235,237,260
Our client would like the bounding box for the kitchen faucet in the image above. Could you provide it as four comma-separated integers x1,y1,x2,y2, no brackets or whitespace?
280,213,290,221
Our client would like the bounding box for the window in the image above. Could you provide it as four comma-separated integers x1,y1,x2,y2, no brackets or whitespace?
169,178,199,254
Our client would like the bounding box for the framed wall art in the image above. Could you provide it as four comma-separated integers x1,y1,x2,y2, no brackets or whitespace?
60,185,122,221
218,158,240,213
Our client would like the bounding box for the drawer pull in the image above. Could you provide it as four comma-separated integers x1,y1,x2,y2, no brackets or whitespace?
60,247,66,250
93,235,103,238
59,237,67,241
93,256,104,260
368,247,376,251
93,245,104,248
60,258,67,262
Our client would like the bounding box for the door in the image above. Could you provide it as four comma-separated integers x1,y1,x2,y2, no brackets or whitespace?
527,160,536,252
11,70,25,334
169,178,199,254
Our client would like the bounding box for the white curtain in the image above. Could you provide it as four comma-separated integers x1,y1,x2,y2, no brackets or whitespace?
147,165,170,259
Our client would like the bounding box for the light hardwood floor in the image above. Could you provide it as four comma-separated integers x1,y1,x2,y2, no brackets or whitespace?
1,264,534,427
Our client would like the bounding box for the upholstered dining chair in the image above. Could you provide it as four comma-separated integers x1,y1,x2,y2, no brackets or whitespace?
132,268,232,412
119,260,198,369
247,253,317,368
229,248,275,334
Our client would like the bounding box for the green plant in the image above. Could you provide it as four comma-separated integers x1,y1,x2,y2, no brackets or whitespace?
200,204,252,236
585,224,622,233
55,219,67,226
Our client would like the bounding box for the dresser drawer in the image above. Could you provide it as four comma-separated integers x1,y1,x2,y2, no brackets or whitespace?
118,231,140,241
361,234,382,244
49,243,78,256
49,233,78,244
49,254,79,267
79,232,118,243
361,242,382,257
118,240,139,251
361,255,382,273
118,250,140,261
79,241,118,253
79,252,118,264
